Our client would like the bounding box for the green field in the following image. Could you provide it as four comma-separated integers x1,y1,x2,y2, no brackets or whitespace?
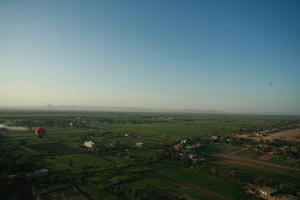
0,111,299,200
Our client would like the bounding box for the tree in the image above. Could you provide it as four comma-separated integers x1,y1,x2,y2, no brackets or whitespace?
68,159,74,168
254,176,265,185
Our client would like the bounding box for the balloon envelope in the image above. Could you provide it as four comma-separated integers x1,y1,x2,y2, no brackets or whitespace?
35,128,46,139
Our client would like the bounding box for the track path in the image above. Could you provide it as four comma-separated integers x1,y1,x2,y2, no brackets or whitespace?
154,172,233,200
215,154,299,177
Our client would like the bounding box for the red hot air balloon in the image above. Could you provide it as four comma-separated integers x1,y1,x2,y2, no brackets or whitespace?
35,128,46,139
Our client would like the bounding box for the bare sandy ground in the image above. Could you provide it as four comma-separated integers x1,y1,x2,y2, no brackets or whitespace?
257,154,273,161
263,128,300,142
236,125,300,142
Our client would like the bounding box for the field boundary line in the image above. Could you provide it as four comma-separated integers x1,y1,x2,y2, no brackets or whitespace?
154,172,233,200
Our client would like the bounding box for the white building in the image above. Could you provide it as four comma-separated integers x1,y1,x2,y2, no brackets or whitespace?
84,140,95,148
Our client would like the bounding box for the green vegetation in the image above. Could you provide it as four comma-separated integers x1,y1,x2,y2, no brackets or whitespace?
0,111,299,199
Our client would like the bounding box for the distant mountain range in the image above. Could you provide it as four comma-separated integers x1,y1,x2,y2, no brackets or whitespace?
0,105,224,114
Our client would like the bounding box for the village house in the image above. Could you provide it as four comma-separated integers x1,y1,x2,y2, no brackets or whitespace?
180,139,190,145
246,185,280,199
173,143,183,151
254,132,267,137
188,154,197,161
210,135,220,142
27,168,49,178
257,186,278,197
174,139,201,152
172,139,204,163
84,140,95,148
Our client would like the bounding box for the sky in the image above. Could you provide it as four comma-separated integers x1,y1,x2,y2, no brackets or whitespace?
0,0,300,115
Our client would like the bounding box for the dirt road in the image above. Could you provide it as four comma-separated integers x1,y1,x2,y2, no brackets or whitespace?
216,154,299,176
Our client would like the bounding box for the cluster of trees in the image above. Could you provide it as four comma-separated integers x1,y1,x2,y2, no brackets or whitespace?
246,140,300,159
3,116,121,128
239,126,262,134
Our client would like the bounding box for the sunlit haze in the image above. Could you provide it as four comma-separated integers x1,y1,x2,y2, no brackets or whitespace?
1,0,300,115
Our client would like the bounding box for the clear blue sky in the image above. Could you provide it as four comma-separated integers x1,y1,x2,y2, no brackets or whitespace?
1,0,299,115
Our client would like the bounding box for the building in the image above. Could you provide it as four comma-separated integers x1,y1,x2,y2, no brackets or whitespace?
180,139,190,145
27,168,49,178
84,140,95,148
188,154,197,161
255,133,264,137
136,142,143,147
258,187,278,196
173,143,183,151
210,135,220,141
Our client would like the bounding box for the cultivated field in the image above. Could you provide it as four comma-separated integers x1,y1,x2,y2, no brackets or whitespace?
0,112,299,200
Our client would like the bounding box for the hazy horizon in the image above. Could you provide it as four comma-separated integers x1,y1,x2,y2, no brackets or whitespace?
1,0,300,115
1,104,299,116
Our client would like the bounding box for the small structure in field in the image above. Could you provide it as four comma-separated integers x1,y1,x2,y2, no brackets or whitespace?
173,143,183,151
180,139,190,145
257,186,278,196
124,133,129,137
210,135,220,142
84,140,95,148
27,168,49,178
188,154,197,161
255,133,264,137
136,142,143,147
39,168,49,173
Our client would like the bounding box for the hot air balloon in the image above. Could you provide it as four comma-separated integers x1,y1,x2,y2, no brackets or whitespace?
35,128,46,139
